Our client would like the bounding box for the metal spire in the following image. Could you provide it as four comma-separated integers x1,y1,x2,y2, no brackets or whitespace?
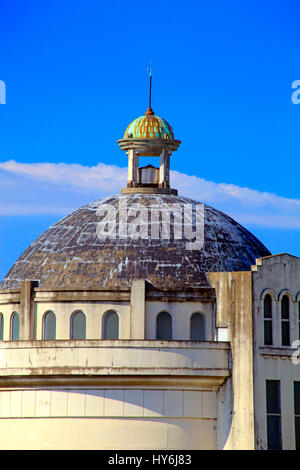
147,63,152,108
146,63,154,115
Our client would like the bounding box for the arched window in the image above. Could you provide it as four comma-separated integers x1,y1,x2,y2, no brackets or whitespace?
103,310,119,339
0,313,3,340
10,312,19,340
190,312,205,340
298,302,300,339
263,294,273,345
70,311,86,340
298,302,300,340
42,311,56,340
156,312,172,340
281,295,290,346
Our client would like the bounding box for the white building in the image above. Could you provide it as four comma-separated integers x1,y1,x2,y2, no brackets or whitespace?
0,104,299,450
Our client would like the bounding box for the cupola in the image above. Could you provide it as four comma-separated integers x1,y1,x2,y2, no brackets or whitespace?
118,71,181,194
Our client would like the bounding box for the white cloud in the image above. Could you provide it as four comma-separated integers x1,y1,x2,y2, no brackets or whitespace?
0,160,127,191
0,159,300,228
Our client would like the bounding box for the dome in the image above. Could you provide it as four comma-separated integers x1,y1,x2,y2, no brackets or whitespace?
124,108,174,139
0,193,271,290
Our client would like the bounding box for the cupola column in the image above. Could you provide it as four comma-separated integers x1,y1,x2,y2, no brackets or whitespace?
159,148,170,189
127,149,139,187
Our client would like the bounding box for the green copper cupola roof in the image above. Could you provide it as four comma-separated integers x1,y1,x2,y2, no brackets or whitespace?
124,107,174,139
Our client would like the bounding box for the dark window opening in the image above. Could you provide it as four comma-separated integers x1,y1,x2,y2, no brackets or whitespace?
281,296,290,346
103,310,119,339
266,380,282,450
294,382,300,450
10,312,19,341
190,313,205,341
156,312,172,340
42,311,56,340
70,311,86,340
264,294,273,345
0,313,3,340
298,303,300,340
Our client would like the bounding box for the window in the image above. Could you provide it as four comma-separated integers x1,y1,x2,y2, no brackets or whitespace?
10,312,19,340
70,311,86,340
263,294,273,345
294,382,300,450
0,313,3,340
190,313,205,340
156,312,172,340
281,295,290,346
298,302,300,340
103,310,119,339
266,380,282,450
42,311,56,340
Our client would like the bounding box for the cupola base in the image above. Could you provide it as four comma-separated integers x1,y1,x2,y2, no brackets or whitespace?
120,187,178,195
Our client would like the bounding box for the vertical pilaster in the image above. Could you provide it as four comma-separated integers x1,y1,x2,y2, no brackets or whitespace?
208,271,254,450
20,280,38,340
130,279,145,339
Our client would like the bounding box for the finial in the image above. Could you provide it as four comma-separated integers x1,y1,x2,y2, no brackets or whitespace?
146,63,154,115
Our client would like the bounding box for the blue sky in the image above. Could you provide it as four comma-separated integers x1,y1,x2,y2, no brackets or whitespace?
0,0,300,279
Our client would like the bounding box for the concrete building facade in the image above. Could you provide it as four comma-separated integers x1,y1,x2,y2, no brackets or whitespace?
0,105,299,450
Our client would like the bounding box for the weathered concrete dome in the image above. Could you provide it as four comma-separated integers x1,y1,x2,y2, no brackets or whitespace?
0,193,271,290
124,107,174,139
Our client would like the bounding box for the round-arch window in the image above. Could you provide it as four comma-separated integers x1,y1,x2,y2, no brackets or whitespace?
156,312,172,340
10,312,19,340
263,294,273,345
190,313,205,340
43,311,56,340
264,294,272,318
281,295,289,319
0,313,3,340
103,310,119,339
70,311,86,340
281,295,290,346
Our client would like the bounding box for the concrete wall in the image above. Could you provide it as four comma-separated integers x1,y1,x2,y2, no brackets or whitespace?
0,388,217,449
208,271,254,450
0,283,215,341
0,281,231,450
146,301,213,341
0,340,229,378
252,254,300,449
2,257,300,449
0,304,20,341
0,339,229,449
35,301,131,340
